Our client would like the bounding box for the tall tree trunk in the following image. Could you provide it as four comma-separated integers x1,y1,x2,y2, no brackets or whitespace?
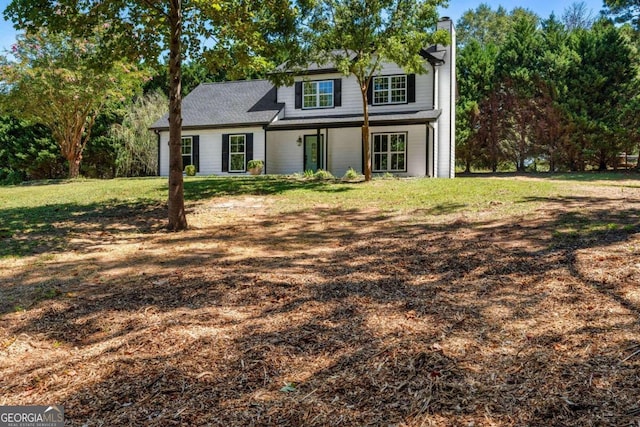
361,84,372,181
167,0,187,231
68,154,80,178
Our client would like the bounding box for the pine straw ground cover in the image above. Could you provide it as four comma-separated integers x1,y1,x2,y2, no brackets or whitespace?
1,175,640,426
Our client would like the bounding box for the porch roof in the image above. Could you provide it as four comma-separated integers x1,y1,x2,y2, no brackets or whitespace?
266,110,441,131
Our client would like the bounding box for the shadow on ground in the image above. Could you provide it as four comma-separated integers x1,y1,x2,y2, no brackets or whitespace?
1,192,640,426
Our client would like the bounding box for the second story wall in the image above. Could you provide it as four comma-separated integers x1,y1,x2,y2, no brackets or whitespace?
277,61,435,119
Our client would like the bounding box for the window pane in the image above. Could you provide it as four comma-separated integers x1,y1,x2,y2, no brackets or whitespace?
181,137,192,155
374,91,388,104
391,77,406,103
303,95,316,108
230,154,245,171
318,81,333,95
182,155,192,167
391,76,406,89
373,135,382,152
374,77,388,90
230,135,245,153
391,90,405,103
319,94,332,107
380,135,388,152
303,82,316,95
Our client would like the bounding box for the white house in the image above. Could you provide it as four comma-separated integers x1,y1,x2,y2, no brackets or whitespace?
151,18,456,178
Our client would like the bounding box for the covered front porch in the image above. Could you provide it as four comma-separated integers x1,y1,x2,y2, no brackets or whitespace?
265,111,440,177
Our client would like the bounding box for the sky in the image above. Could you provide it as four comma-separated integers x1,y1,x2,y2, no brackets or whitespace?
0,0,607,53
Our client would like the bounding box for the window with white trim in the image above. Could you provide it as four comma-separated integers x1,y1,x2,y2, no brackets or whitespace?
181,136,193,167
303,80,334,109
229,134,246,172
372,133,407,172
373,75,407,105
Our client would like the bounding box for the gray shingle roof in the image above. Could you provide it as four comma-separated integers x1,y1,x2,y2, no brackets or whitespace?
149,80,284,130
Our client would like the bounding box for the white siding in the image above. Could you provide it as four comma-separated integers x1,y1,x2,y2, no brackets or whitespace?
158,127,265,176
265,130,304,175
277,62,435,119
159,132,169,176
328,128,362,177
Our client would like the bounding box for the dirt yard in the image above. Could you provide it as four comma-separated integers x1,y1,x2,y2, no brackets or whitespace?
1,178,640,426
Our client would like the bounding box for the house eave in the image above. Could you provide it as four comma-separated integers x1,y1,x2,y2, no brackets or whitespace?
149,121,276,132
267,110,442,131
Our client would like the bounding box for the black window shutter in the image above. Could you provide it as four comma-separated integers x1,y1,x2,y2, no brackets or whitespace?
366,79,373,105
295,81,302,109
245,133,254,169
334,79,342,107
407,74,416,103
192,135,200,172
222,134,229,172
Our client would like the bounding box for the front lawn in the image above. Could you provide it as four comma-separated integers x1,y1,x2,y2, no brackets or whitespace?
1,175,640,426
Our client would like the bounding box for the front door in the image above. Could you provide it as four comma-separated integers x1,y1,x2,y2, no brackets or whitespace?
304,134,324,172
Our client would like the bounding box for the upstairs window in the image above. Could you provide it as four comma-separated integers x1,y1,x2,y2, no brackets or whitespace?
373,75,407,105
303,80,334,109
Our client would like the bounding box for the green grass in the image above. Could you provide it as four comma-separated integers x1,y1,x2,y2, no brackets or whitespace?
0,174,626,258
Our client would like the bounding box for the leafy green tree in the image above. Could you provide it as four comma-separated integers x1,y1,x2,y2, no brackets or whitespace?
564,20,636,170
299,0,449,181
495,16,543,171
81,109,123,178
144,61,228,97
0,29,146,178
0,116,66,183
604,0,640,28
536,15,576,171
455,5,543,172
111,90,168,177
456,39,499,172
5,0,300,231
456,4,540,47
457,4,511,46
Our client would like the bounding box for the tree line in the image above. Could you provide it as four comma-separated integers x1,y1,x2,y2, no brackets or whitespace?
0,52,225,185
456,2,640,173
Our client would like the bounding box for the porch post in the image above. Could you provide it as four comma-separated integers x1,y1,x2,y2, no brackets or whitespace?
316,127,322,170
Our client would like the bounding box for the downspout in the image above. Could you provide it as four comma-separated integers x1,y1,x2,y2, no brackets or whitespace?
155,130,161,176
425,124,429,177
264,124,269,175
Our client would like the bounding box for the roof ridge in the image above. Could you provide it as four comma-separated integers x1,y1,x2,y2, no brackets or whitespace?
199,79,271,86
